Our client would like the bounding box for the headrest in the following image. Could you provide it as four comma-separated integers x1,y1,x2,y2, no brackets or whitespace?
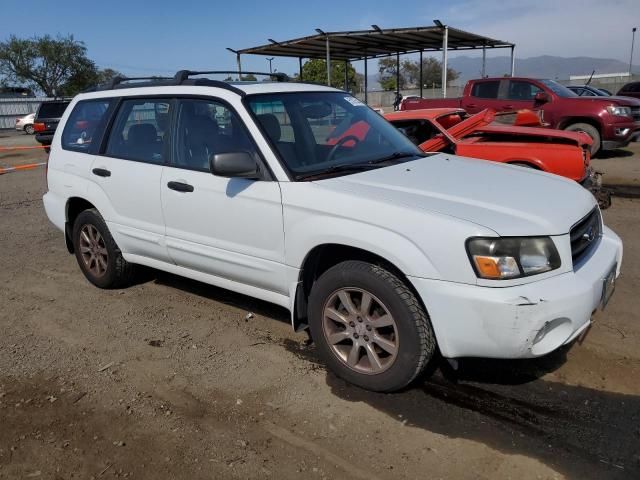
127,123,157,143
257,113,281,142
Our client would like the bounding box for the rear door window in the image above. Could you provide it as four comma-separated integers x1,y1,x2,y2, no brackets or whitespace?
470,81,500,99
61,99,112,152
105,99,172,164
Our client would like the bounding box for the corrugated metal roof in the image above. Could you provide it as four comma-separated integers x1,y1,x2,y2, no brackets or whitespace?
237,26,514,61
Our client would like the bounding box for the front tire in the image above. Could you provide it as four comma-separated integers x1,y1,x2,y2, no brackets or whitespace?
564,123,600,156
24,124,35,135
72,209,134,289
308,260,436,392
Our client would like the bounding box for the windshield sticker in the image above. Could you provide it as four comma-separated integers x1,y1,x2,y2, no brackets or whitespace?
344,96,365,107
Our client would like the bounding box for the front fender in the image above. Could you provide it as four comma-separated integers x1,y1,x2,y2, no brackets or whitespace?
285,214,440,279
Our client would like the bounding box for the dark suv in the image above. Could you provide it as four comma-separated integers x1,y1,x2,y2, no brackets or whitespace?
34,100,71,148
617,81,640,99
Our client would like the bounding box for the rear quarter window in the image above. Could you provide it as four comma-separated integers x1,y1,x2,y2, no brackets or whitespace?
61,99,112,153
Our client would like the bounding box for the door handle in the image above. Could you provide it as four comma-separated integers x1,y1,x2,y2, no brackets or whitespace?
92,168,111,177
466,103,477,108
167,181,194,193
502,105,514,110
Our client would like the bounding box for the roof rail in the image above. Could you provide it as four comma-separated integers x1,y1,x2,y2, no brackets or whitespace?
174,70,289,83
106,75,173,89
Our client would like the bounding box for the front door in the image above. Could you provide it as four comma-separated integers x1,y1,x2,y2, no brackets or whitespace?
160,97,287,295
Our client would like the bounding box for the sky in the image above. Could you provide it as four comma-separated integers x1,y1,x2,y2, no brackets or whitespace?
2,0,639,77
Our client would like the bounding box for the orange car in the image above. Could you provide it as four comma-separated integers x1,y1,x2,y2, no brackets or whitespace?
381,108,610,208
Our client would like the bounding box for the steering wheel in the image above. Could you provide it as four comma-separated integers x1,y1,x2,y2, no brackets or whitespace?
326,135,361,163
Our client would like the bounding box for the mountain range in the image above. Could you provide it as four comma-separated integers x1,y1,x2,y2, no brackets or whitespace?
366,55,637,89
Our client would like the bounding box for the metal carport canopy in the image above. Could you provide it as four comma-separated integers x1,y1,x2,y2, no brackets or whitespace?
235,25,515,100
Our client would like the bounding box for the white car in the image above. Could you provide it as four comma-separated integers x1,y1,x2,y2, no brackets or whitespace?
43,72,623,392
15,112,35,134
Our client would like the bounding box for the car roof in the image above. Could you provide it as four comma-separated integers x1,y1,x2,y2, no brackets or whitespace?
75,81,342,101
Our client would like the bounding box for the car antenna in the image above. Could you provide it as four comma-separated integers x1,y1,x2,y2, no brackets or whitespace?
585,70,595,86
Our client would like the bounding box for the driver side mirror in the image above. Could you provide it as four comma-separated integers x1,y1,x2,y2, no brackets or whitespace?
210,152,261,179
534,92,551,104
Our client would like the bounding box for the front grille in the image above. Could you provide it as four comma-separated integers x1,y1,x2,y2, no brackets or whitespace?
631,106,640,123
570,208,602,265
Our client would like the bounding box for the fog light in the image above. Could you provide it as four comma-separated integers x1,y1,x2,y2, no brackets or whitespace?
533,322,550,345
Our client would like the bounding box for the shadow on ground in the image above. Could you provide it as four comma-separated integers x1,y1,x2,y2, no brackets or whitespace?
284,339,640,479
596,149,635,160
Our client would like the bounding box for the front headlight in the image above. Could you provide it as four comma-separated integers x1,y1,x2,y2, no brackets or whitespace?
466,237,561,280
606,105,632,117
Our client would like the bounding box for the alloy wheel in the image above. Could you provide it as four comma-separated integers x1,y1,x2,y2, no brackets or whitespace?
322,287,399,374
79,224,108,278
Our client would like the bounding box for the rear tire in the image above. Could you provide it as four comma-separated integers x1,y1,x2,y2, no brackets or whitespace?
24,124,34,135
308,260,436,392
564,123,600,156
72,209,134,289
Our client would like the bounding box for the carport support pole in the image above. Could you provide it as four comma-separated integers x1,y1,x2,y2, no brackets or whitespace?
236,53,242,79
442,26,449,98
344,60,349,91
326,36,331,86
396,52,400,95
299,57,303,81
419,49,423,98
510,45,516,76
364,55,368,104
481,45,486,77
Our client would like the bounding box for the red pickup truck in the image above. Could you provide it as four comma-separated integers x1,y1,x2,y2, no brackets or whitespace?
400,77,640,155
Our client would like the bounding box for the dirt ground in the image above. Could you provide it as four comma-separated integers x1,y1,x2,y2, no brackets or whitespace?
1,130,640,479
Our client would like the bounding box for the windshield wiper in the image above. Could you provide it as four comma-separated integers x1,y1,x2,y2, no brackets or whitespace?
366,151,425,165
294,152,424,181
295,162,381,181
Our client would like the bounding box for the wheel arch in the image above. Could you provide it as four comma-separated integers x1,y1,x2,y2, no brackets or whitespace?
557,116,602,134
291,243,430,332
65,197,97,253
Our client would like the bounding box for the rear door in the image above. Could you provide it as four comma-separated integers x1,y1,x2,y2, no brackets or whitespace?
89,97,171,262
461,80,504,113
160,97,287,294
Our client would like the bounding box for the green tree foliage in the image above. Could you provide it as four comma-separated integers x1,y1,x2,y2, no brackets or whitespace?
0,34,121,96
294,59,361,92
378,56,459,90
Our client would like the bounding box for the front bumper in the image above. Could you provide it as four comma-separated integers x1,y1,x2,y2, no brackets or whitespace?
410,226,622,359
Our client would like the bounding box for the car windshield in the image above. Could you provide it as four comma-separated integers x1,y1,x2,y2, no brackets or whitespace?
540,80,578,98
247,91,424,180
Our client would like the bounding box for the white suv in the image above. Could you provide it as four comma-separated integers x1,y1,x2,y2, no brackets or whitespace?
43,71,623,392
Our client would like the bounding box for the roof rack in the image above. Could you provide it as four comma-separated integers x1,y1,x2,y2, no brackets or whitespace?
106,76,173,89
85,70,290,94
173,70,289,83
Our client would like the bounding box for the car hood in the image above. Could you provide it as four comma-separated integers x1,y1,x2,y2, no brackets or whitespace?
606,96,640,106
315,154,595,236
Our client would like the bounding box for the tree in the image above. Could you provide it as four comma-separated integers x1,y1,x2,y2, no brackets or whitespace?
378,57,407,91
378,56,459,90
294,59,360,92
0,34,105,96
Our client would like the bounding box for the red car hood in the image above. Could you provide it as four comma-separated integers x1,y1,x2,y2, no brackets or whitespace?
418,109,592,151
477,125,593,146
